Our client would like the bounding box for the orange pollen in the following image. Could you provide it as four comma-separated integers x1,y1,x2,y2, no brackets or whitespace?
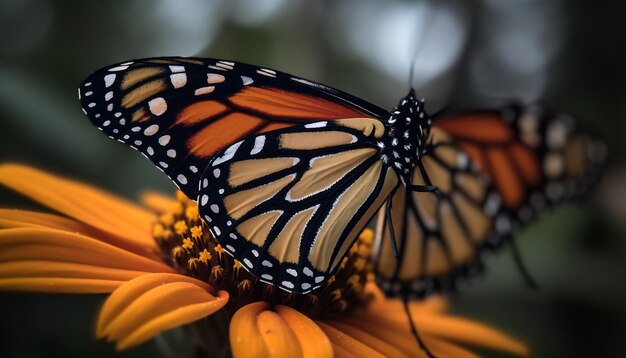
199,249,212,263
190,225,203,238
214,244,224,255
182,237,194,249
185,206,199,221
174,220,188,235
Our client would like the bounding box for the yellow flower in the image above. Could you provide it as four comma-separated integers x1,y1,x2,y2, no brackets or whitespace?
0,164,529,356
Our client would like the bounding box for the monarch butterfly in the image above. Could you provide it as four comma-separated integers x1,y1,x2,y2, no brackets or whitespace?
78,57,606,296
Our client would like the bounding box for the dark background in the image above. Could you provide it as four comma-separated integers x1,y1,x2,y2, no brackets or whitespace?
1,0,625,357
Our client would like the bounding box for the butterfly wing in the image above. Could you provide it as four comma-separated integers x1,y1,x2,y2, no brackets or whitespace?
78,57,388,198
434,105,606,223
374,106,606,297
374,127,503,297
198,118,398,293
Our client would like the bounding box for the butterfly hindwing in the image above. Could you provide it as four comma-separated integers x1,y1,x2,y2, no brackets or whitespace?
198,119,398,293
374,127,504,297
78,57,387,199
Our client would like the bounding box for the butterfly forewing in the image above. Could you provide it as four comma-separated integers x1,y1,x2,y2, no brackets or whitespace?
198,119,398,293
78,57,387,199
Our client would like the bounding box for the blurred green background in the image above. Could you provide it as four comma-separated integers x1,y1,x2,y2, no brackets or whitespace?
1,0,625,357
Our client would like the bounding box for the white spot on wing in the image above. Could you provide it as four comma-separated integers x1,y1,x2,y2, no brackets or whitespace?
212,141,243,166
148,97,167,116
144,124,159,136
304,121,327,129
104,74,116,87
207,73,225,84
170,73,187,88
169,65,185,73
108,65,129,72
177,174,188,185
250,135,266,155
240,76,253,85
194,86,215,96
158,135,171,146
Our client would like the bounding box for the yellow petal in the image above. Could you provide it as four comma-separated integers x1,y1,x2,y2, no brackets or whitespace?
0,164,155,248
230,302,271,358
0,260,147,281
0,277,124,293
97,273,213,337
332,317,480,358
0,209,160,260
0,228,173,274
116,289,229,350
419,336,480,358
140,191,177,213
316,321,386,358
256,310,303,357
275,305,333,358
417,314,529,357
331,343,355,358
327,321,410,357
335,316,424,356
353,307,529,357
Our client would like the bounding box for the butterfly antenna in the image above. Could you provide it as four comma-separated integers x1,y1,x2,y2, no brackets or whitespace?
403,297,436,358
510,239,539,289
408,0,434,90
385,197,400,258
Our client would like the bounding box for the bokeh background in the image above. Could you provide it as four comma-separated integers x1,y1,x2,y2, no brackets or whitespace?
1,0,625,356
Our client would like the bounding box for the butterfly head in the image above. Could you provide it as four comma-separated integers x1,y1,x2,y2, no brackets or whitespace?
382,90,432,180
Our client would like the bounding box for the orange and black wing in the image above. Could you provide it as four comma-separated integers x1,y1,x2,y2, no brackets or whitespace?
434,105,606,222
198,119,398,293
78,57,388,198
374,106,606,297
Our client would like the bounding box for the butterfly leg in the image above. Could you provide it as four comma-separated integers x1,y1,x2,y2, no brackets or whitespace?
403,297,436,358
410,161,441,195
408,184,437,192
385,196,400,258
510,238,539,289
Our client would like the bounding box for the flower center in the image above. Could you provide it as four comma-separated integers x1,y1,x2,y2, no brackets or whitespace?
153,191,373,319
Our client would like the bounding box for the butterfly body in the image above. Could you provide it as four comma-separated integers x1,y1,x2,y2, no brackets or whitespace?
379,91,432,184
